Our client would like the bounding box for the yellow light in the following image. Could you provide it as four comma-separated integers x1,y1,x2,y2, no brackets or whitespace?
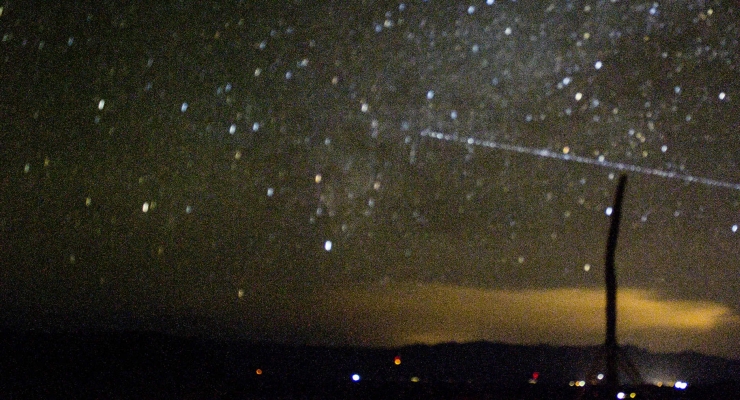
394,356,401,365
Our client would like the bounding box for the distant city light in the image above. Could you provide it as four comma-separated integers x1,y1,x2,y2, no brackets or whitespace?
410,376,420,382
617,392,626,399
255,368,262,375
351,374,360,382
324,240,333,251
674,381,688,389
605,207,613,216
394,356,401,365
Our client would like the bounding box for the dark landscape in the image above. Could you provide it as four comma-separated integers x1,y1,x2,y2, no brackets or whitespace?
1,330,738,399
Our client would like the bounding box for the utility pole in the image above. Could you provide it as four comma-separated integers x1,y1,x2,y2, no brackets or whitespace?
604,175,627,394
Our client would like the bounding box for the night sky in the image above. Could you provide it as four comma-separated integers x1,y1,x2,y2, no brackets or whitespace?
2,0,739,360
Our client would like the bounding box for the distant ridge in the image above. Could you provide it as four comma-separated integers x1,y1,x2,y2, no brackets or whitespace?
0,330,738,398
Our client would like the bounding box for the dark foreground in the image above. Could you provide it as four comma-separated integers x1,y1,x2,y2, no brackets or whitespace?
1,331,738,399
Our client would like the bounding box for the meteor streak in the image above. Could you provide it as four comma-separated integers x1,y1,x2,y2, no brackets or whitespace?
420,129,740,191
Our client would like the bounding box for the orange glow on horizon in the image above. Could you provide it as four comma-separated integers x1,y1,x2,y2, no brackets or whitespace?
307,282,740,356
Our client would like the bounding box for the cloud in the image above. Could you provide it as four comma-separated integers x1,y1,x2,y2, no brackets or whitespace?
295,282,739,357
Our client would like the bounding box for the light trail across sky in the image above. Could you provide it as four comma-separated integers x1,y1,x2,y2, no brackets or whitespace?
419,128,740,191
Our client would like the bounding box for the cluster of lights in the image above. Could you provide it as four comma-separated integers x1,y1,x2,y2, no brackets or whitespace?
654,380,688,389
674,380,688,390
616,392,637,399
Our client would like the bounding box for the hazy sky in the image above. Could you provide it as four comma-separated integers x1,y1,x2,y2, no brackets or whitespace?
2,0,739,359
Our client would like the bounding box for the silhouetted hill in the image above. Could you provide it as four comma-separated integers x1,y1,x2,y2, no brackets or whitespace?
1,330,738,399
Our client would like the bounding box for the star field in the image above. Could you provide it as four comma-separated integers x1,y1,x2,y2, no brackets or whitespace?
1,0,739,357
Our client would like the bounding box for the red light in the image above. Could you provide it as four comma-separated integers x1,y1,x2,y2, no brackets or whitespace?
532,372,539,380
394,356,401,365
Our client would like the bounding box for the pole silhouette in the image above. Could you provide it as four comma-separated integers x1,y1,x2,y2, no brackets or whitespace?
604,175,627,392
